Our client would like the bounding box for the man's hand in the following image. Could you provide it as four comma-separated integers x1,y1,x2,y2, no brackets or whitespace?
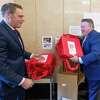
21,78,34,90
69,56,79,63
30,53,45,61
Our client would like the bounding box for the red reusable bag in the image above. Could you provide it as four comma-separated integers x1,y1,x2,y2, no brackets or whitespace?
25,53,56,80
56,34,83,72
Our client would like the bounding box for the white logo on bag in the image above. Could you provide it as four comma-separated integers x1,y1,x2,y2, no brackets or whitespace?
39,55,48,63
67,41,76,55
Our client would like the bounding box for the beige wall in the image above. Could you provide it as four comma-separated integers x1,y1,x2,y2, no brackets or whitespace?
15,0,37,52
14,0,100,53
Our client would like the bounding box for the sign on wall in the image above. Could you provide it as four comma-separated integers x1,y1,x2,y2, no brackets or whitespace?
42,36,53,49
69,26,82,36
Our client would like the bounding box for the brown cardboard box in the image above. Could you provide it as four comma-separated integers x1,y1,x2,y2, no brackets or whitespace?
57,72,78,100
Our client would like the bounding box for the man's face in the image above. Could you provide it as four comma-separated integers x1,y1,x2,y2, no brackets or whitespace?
81,21,92,36
7,8,24,28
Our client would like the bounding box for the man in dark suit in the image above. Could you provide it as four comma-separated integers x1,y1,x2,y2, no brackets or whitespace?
69,18,100,100
0,3,35,100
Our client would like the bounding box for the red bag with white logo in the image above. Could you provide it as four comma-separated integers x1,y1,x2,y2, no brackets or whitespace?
25,53,56,80
56,34,83,72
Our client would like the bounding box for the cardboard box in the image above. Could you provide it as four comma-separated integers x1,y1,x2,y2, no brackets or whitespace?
57,73,78,100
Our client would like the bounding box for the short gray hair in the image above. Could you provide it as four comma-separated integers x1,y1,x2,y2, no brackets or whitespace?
1,3,23,16
81,18,94,29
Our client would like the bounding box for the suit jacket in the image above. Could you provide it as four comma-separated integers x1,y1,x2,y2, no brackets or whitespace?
81,30,100,80
0,20,31,96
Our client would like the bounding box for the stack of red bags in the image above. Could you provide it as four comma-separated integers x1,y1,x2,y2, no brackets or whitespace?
56,34,83,72
25,53,56,80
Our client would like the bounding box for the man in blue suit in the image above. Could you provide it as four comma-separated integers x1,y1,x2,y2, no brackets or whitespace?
70,18,100,100
0,3,35,100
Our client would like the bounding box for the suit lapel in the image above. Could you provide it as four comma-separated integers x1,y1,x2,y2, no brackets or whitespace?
82,37,87,47
1,20,24,51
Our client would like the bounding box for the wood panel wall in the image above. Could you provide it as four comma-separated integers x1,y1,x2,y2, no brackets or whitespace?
14,0,100,53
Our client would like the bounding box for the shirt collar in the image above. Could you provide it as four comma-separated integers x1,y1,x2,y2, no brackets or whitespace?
3,18,15,30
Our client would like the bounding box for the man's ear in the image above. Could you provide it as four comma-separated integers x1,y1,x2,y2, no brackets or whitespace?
4,12,10,19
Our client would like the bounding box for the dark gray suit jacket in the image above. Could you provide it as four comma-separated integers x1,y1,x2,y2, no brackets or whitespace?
0,20,31,96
